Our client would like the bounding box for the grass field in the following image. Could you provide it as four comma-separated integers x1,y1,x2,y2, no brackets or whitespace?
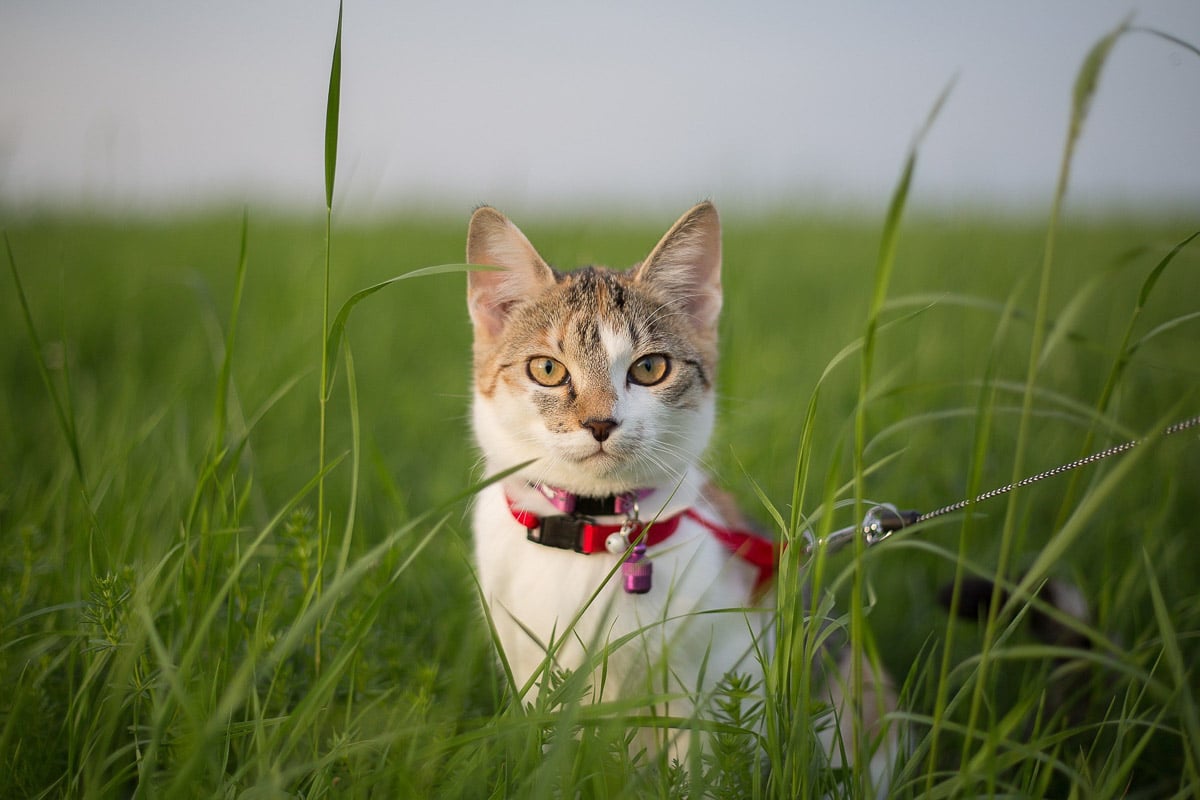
3,203,1198,797
4,17,1200,800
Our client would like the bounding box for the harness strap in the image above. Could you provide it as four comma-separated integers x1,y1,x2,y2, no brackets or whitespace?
683,509,779,596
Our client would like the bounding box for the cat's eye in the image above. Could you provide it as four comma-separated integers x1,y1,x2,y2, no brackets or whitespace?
527,356,569,387
628,354,670,386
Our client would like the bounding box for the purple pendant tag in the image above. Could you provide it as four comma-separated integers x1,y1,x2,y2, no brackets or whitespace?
622,542,653,594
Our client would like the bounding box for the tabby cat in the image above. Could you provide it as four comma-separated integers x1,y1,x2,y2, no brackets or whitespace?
465,201,893,774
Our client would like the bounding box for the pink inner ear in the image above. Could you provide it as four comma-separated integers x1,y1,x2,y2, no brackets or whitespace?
635,203,723,330
467,270,516,340
465,208,556,339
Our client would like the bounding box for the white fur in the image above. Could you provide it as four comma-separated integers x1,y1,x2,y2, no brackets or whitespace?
472,321,716,498
466,202,894,787
471,322,767,757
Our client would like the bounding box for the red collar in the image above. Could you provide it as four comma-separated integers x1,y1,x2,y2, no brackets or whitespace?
505,496,780,595
505,495,683,554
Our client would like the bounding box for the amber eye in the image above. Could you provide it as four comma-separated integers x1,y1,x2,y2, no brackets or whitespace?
527,356,569,387
628,354,670,386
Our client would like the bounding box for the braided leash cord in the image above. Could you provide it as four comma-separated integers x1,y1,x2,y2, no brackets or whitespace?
915,414,1200,524
810,414,1200,555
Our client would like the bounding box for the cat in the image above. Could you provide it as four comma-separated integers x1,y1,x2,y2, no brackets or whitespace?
464,201,894,777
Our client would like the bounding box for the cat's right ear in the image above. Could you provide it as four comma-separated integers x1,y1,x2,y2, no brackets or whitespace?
466,206,556,341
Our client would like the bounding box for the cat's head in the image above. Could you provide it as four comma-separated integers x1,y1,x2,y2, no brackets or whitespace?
466,202,722,497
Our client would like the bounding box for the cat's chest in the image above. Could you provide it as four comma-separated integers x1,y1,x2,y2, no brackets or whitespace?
471,483,762,686
473,484,682,614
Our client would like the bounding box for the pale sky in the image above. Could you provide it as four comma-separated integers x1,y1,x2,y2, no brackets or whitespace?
1,1,1197,217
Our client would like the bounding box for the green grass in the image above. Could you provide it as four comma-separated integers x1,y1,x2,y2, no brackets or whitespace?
3,18,1200,800
2,205,1197,797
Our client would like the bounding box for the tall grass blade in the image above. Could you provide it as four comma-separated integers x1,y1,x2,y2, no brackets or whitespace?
1054,230,1199,522
333,341,359,584
963,20,1132,780
1067,19,1128,149
4,233,87,490
1128,309,1200,351
848,78,952,788
315,0,345,677
323,263,484,399
1140,549,1200,782
1131,26,1200,60
922,282,1021,793
1058,27,1200,493
854,77,953,494
213,210,250,450
324,2,342,210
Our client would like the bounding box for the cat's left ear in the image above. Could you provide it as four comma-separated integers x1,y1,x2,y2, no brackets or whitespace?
466,206,557,341
632,201,722,331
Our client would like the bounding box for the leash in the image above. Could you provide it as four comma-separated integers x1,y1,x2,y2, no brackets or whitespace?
808,414,1200,557
509,414,1198,596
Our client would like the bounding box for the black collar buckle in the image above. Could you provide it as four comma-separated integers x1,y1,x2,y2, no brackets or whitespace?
526,514,588,553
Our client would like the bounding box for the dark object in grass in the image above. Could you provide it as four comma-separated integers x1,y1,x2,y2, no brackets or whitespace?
940,574,1102,735
940,575,1092,650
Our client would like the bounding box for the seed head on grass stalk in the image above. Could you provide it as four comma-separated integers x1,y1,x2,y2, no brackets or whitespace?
960,19,1130,790
310,2,483,683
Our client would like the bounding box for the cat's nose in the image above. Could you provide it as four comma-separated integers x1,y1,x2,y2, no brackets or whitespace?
581,417,619,442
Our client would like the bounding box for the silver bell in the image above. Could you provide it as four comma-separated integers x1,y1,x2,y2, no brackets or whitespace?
605,531,628,554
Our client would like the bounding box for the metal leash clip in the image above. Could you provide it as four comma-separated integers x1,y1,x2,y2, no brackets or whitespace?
804,503,920,557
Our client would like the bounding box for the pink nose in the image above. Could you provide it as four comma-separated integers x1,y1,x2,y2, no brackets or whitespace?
581,417,618,442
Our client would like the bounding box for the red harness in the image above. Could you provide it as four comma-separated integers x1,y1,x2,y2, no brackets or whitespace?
506,498,779,595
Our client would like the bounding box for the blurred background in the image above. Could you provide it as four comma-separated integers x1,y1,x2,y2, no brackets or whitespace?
2,0,1198,219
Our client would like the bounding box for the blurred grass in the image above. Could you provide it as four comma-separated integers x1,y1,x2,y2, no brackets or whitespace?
2,204,1199,796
